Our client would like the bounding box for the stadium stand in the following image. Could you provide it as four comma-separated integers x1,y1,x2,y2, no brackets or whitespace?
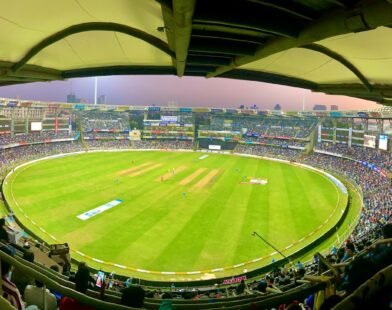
130,140,194,150
0,105,389,309
0,131,76,147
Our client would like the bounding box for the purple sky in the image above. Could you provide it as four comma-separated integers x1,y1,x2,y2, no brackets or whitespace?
0,75,380,111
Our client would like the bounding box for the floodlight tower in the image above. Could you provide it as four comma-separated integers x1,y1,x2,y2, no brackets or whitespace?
302,90,311,112
94,77,98,105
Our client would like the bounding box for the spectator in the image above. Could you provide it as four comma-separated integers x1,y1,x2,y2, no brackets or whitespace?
235,279,246,295
74,262,94,293
368,223,392,270
59,262,95,310
0,246,25,310
11,251,35,295
121,285,145,308
24,280,57,310
49,265,62,304
159,292,173,310
0,218,9,242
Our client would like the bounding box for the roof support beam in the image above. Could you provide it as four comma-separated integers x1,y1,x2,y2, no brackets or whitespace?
220,69,318,90
172,0,196,76
316,83,392,105
301,43,372,92
12,22,174,73
0,62,62,81
192,30,266,44
192,24,273,39
207,0,392,78
187,55,231,66
62,66,176,79
189,38,257,56
247,0,315,21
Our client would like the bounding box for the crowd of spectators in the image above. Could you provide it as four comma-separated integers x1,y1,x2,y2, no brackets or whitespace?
82,112,129,132
84,132,129,140
0,131,76,146
303,154,391,240
234,144,303,161
0,142,83,178
0,137,389,309
130,140,194,150
201,116,317,140
316,142,392,171
242,138,307,148
85,140,130,150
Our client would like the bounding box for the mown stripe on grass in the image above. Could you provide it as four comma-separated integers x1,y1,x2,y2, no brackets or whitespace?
267,163,299,248
283,165,320,238
193,156,251,268
232,159,272,264
148,165,241,270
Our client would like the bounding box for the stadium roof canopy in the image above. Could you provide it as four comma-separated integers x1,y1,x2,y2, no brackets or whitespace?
2,0,392,105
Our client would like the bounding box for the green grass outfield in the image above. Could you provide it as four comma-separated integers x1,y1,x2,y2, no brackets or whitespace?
3,151,349,281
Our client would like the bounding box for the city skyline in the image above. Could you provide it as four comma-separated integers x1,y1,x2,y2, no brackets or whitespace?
0,75,380,111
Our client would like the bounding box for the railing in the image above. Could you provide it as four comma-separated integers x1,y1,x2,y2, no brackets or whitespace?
0,249,133,310
0,246,333,310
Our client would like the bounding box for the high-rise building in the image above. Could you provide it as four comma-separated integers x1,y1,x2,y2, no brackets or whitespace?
66,93,80,103
313,104,327,111
330,105,339,110
273,104,282,110
97,95,107,105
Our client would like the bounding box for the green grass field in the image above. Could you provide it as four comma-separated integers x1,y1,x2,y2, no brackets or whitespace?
3,151,348,281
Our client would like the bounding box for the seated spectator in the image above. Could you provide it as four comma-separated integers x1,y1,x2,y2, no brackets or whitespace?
295,261,305,277
256,280,268,294
368,223,392,270
159,293,173,310
340,242,355,262
0,246,25,310
343,223,392,294
59,262,95,310
24,280,57,310
11,251,35,295
121,285,145,308
49,265,62,303
235,279,246,295
319,294,343,310
0,218,9,242
23,239,30,250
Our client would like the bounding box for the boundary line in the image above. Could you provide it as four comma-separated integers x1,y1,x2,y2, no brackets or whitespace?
2,149,350,279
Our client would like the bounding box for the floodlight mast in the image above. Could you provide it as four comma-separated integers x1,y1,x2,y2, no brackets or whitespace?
94,76,98,105
252,231,291,264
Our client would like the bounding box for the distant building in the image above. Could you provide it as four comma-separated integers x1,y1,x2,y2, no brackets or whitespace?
313,104,327,111
97,95,107,105
66,93,80,103
273,104,282,111
330,105,339,110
